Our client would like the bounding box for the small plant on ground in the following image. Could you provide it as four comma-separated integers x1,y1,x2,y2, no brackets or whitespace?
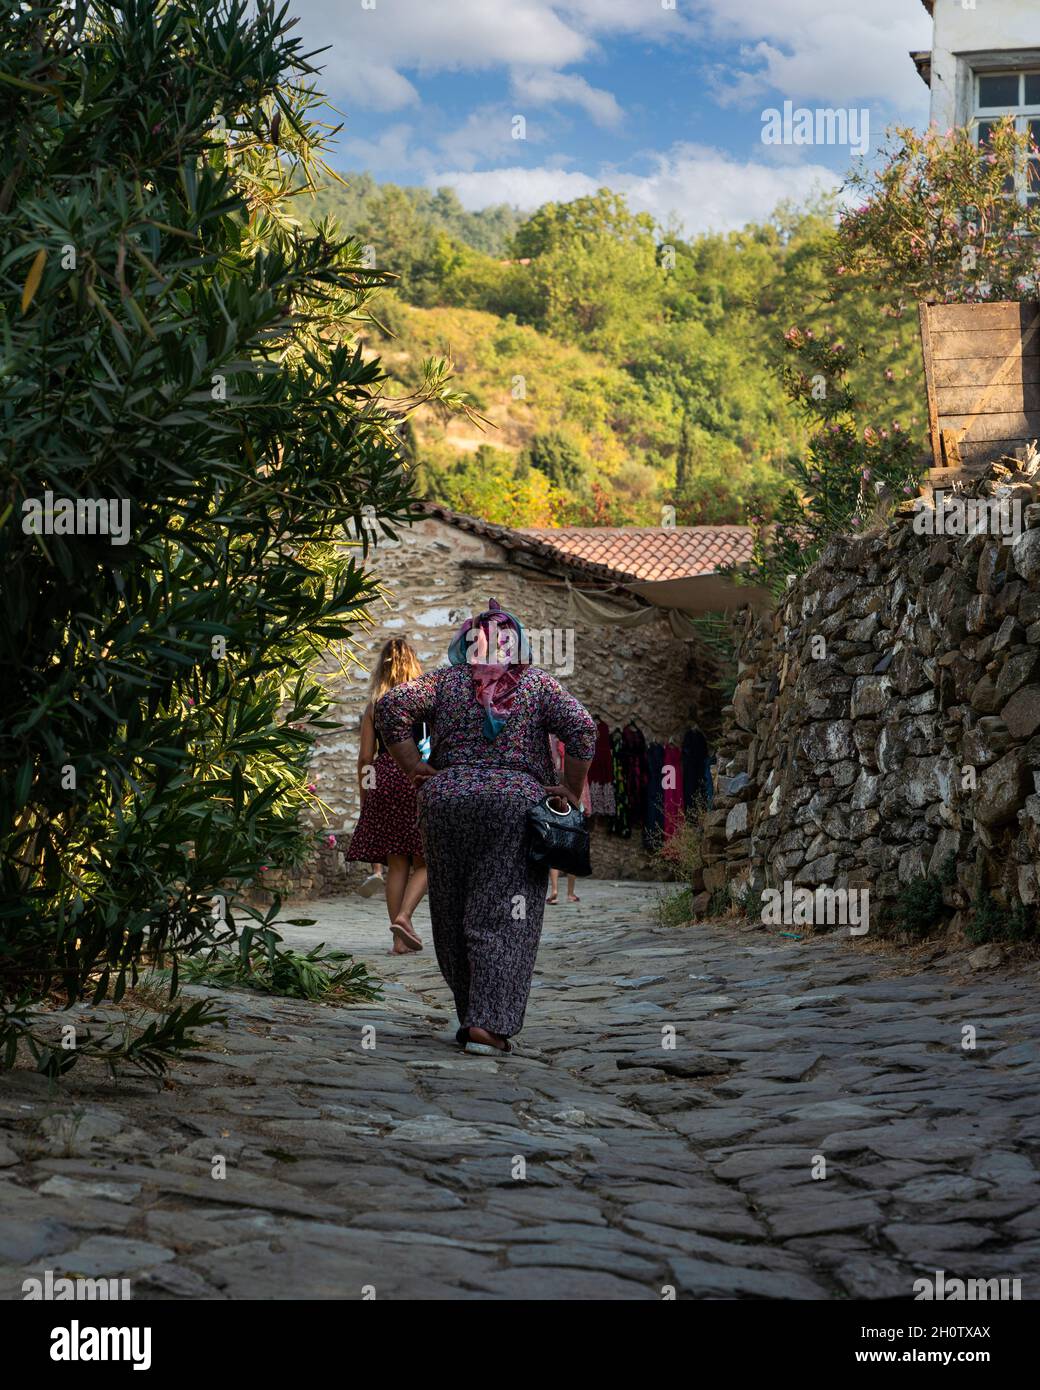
179,926,382,1004
885,855,957,939
967,891,1037,946
653,811,710,926
655,885,695,928
707,887,731,919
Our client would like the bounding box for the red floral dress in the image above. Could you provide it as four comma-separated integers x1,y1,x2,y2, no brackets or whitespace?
344,722,424,862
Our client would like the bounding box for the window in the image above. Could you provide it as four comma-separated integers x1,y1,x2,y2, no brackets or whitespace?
974,70,1040,205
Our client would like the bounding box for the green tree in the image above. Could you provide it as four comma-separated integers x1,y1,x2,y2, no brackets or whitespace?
0,0,465,1076
675,411,693,494
524,431,586,489
513,189,662,353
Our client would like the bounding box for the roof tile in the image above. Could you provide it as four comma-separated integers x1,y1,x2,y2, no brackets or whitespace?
414,502,752,583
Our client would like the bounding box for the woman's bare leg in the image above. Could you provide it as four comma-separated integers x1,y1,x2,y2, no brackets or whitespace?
394,857,428,930
385,855,408,921
388,855,423,953
546,868,559,904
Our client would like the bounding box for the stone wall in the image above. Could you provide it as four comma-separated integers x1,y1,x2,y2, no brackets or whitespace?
704,472,1040,935
261,514,723,901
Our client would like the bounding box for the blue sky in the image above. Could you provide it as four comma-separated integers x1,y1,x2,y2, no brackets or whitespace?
291,0,933,234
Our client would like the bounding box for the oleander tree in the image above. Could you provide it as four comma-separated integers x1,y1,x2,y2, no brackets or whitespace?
839,118,1040,304
0,0,464,1074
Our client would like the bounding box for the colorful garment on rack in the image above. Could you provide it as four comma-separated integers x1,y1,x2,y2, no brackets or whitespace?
662,743,684,840
682,727,712,812
644,741,665,849
587,718,616,817
609,728,631,837
621,723,649,826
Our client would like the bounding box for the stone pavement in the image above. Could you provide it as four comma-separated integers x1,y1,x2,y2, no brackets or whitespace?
1,880,1039,1300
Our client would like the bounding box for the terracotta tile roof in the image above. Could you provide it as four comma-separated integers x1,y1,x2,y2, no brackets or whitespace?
414,501,752,583
517,525,753,582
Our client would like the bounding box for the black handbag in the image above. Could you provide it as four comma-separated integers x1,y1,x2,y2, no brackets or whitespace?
526,796,592,877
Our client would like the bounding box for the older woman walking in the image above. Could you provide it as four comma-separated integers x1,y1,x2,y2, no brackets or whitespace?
375,600,595,1055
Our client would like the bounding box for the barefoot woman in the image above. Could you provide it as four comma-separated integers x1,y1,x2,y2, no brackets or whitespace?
346,638,429,954
375,601,594,1053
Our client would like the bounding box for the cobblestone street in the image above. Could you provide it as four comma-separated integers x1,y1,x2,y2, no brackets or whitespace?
2,882,1039,1301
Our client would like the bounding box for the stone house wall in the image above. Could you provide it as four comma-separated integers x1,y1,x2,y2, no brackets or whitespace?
703,473,1040,935
263,515,724,899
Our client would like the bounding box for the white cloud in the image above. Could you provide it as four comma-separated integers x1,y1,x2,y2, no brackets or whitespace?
431,143,841,234
690,0,932,110
431,105,554,172
302,0,594,110
434,165,600,212
511,69,623,128
337,123,419,177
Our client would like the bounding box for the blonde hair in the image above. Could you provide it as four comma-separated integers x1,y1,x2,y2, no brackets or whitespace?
369,638,421,702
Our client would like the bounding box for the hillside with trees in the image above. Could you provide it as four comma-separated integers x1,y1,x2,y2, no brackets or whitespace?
308,179,928,527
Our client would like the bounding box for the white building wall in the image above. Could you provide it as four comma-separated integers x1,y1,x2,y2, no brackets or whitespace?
929,0,1040,128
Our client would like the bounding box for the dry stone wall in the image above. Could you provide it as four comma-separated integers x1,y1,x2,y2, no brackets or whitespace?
705,473,1040,936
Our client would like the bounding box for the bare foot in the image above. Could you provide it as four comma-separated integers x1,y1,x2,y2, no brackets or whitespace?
567,893,580,903
389,919,422,952
467,1025,509,1051
545,893,558,904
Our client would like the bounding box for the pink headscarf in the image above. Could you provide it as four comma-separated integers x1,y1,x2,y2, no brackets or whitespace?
448,599,528,739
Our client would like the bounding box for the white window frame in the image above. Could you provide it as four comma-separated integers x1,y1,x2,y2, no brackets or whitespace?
972,68,1040,204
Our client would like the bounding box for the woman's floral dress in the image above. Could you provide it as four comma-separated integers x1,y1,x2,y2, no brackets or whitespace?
375,664,596,1038
344,712,424,863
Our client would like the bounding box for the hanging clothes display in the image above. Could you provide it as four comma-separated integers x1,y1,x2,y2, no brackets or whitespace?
609,728,631,837
644,741,665,849
587,719,616,817
662,742,685,840
582,716,710,840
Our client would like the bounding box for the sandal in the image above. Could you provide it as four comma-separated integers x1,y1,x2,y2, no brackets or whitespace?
464,1039,512,1056
462,1026,511,1056
545,893,558,905
389,922,423,952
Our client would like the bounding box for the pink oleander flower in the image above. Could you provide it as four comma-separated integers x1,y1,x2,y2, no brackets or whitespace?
326,834,337,847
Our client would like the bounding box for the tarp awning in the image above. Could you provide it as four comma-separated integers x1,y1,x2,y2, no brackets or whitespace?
565,572,772,641
626,573,774,617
